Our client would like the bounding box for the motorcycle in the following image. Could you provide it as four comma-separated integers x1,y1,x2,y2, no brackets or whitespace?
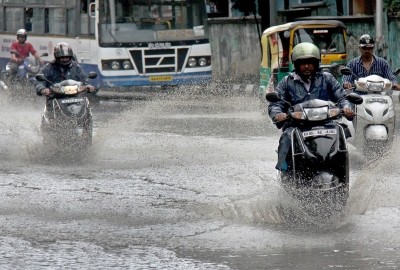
266,91,363,217
35,72,97,156
340,67,399,156
0,53,48,98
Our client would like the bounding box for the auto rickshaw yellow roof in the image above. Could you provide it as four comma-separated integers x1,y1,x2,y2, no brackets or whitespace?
262,20,346,36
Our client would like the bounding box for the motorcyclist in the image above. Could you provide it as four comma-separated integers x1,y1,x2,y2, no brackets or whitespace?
268,42,355,171
342,34,400,91
35,42,95,118
9,29,44,77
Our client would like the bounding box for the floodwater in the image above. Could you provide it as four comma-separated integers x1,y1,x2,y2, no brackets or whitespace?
0,87,399,269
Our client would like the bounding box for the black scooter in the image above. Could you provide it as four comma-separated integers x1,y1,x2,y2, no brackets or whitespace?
35,72,97,155
266,92,363,216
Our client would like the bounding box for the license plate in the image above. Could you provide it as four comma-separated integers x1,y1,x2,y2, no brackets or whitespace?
303,129,337,137
61,98,84,104
149,76,173,82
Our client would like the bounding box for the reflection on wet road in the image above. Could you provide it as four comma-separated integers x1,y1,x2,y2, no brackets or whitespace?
0,89,399,269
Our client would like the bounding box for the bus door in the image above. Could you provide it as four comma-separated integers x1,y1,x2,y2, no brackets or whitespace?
75,0,98,77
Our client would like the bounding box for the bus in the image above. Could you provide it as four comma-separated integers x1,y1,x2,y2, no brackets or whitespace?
259,20,348,98
0,0,212,93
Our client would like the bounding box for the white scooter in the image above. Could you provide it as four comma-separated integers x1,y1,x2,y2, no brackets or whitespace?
340,67,399,156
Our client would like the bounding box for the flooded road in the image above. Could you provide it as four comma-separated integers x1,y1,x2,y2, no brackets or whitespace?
0,89,399,269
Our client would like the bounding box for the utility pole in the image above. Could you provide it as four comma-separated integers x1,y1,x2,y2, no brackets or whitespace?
269,0,276,26
375,0,386,58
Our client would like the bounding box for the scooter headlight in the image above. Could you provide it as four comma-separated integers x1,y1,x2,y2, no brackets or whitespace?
303,106,328,121
367,81,384,92
29,64,40,73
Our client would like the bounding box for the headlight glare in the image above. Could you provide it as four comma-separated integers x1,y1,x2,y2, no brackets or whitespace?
198,57,207,67
111,61,120,70
304,107,328,121
188,58,197,67
122,60,132,70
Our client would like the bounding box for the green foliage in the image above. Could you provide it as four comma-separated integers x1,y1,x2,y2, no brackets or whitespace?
384,0,400,12
231,0,256,16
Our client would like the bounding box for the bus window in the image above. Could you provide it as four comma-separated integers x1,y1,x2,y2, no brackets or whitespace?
25,8,32,31
5,8,24,32
66,8,76,35
0,8,3,31
48,8,66,35
31,8,45,34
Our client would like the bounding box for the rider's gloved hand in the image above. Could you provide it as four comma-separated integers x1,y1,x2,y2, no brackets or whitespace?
274,113,288,122
85,85,95,93
393,83,400,91
343,107,355,120
40,88,52,96
343,82,352,90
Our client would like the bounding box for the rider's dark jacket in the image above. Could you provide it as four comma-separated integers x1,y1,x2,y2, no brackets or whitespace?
268,71,351,130
35,60,90,97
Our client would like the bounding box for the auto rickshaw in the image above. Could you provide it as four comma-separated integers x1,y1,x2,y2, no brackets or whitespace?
259,20,348,97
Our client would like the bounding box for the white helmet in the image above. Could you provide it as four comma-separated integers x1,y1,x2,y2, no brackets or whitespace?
16,28,28,39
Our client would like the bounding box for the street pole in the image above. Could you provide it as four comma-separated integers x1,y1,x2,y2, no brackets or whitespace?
376,0,386,58
268,0,275,27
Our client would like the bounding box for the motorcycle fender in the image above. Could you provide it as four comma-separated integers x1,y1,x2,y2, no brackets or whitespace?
365,125,388,140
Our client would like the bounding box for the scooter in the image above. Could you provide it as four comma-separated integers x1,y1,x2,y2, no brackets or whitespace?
266,91,363,217
0,53,49,100
340,67,399,156
35,72,97,155
1,53,49,83
0,53,48,96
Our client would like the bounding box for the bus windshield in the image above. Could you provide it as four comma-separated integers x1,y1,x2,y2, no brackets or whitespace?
99,0,207,45
293,27,346,54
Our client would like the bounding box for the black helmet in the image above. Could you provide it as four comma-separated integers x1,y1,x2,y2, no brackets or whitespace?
54,42,74,66
16,29,27,40
359,34,375,48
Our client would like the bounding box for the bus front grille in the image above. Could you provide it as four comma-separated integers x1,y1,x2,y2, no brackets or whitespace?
130,48,189,75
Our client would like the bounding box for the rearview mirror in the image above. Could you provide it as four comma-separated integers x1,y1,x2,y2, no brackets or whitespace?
347,93,363,105
35,74,47,82
340,67,352,76
88,71,97,79
265,91,281,102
